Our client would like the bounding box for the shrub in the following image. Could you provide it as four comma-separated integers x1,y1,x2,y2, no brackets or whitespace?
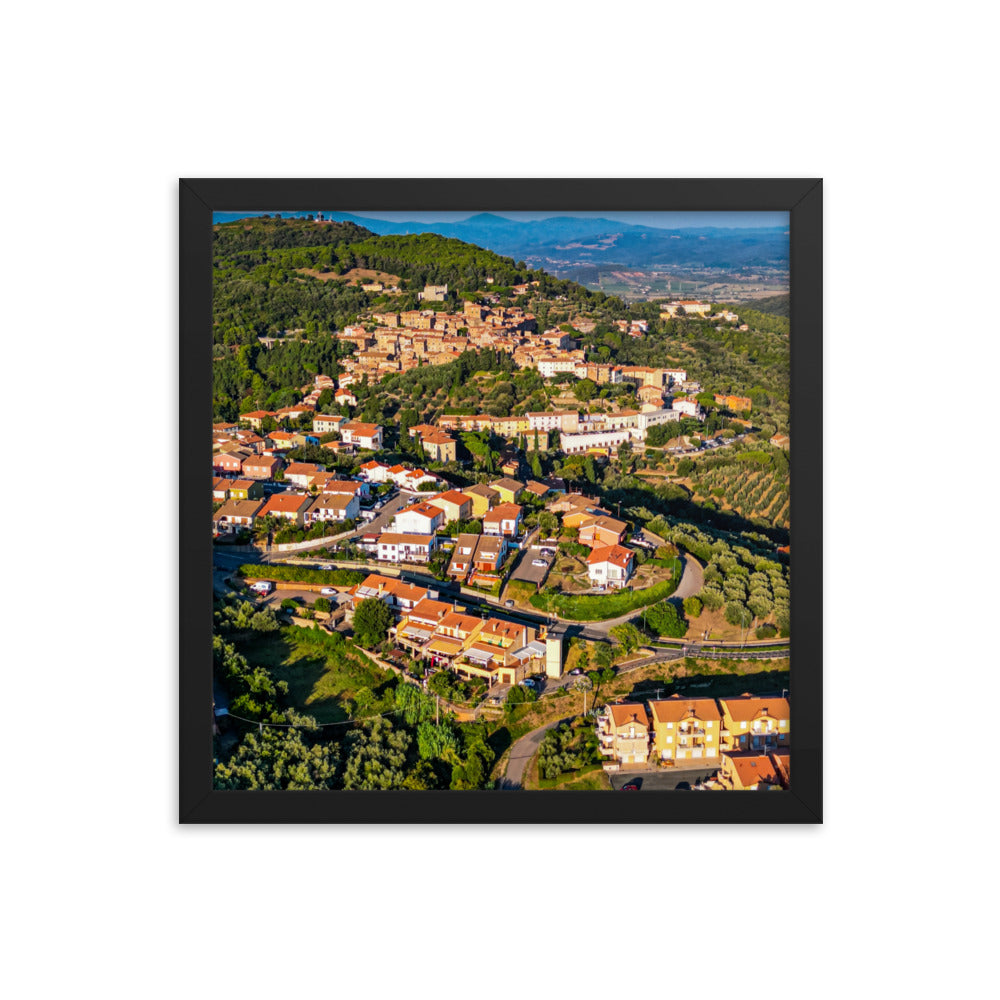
239,564,363,587
755,623,778,639
683,596,703,618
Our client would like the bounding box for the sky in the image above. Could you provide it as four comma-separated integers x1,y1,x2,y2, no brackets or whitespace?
347,211,788,228
213,210,788,229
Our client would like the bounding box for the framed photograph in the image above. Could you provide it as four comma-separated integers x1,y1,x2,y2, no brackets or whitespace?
180,178,822,823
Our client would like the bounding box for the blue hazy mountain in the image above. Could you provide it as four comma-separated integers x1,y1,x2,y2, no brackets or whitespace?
213,211,788,269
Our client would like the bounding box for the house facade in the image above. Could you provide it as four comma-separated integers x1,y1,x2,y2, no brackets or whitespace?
649,696,723,761
483,503,523,538
586,544,635,589
376,532,439,563
341,422,383,450
597,703,651,766
394,501,446,535
718,695,790,753
212,498,264,534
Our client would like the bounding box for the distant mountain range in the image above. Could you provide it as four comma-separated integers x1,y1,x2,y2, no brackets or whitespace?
213,211,789,270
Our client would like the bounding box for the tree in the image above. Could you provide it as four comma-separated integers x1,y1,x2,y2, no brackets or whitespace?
416,719,460,759
643,600,686,638
609,622,642,656
571,674,593,714
314,596,332,613
353,597,394,648
214,725,339,790
341,718,411,790
572,378,597,402
682,596,703,618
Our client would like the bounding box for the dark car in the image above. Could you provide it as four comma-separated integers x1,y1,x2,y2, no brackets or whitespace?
621,783,640,791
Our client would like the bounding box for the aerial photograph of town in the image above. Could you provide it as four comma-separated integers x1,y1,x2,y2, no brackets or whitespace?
211,209,792,792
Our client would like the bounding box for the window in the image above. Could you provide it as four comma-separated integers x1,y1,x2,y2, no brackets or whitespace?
741,721,747,729
706,721,713,727
666,722,673,729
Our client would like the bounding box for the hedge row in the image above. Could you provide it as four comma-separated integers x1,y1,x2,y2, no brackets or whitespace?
238,564,364,586
530,575,681,622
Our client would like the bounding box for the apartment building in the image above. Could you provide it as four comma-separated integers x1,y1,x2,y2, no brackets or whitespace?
376,532,439,564
649,696,723,761
718,695,790,753
597,704,651,766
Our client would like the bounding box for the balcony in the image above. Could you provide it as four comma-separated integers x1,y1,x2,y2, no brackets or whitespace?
599,745,616,756
679,727,706,737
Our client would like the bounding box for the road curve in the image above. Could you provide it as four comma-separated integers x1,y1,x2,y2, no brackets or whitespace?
501,717,572,790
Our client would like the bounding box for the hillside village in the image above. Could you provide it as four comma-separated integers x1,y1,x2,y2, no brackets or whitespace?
211,219,791,792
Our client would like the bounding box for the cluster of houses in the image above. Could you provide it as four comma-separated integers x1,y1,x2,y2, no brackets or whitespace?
598,693,790,789
212,470,370,536
346,573,564,687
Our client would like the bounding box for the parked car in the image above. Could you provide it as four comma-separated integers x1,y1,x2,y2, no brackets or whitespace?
621,783,640,791
505,599,515,607
531,559,547,568
321,564,334,571
570,667,584,676
320,587,337,596
519,679,536,688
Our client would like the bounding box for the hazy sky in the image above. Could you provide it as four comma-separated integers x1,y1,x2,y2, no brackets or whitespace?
213,210,788,229
338,211,787,228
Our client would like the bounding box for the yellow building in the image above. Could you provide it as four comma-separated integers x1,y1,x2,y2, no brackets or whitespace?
649,696,723,761
719,695,790,753
462,484,500,517
489,478,525,504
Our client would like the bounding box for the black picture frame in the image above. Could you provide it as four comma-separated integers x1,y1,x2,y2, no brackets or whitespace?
181,178,822,824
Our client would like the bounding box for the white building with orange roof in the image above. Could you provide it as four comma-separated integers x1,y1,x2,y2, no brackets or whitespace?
393,501,446,535
586,543,635,589
340,421,383,450
358,460,392,483
376,532,439,564
349,574,428,612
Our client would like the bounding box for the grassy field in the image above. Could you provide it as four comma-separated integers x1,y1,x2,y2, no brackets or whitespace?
235,627,391,723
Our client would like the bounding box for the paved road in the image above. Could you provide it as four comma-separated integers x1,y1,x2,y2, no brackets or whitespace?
500,717,572,790
608,767,718,791
672,552,704,600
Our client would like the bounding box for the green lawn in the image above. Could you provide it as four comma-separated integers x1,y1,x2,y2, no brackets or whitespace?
235,627,391,723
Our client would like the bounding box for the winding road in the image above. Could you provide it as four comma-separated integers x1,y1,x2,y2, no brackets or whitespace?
500,717,572,790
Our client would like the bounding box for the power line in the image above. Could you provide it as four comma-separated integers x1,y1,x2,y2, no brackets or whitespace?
223,707,403,730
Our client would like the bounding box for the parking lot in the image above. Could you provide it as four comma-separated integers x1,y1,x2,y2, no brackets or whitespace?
508,544,555,588
608,766,718,791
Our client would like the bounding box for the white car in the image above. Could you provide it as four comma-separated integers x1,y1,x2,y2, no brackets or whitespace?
320,587,337,596
531,559,548,568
